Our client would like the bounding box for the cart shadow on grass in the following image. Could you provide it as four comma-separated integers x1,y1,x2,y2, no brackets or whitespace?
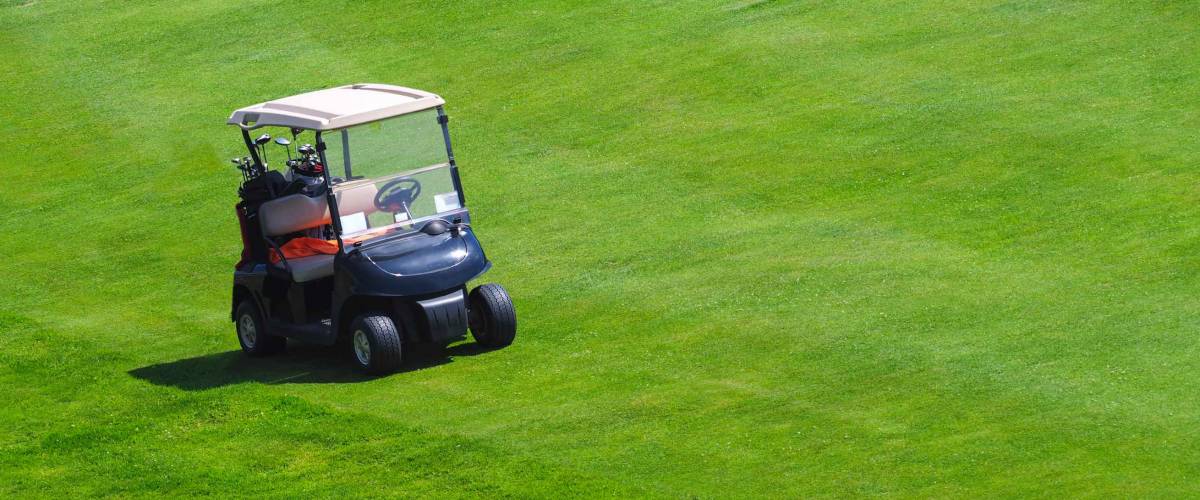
128,341,496,391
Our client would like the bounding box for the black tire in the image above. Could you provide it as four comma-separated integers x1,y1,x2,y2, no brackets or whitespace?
349,314,403,374
235,299,286,356
468,283,516,348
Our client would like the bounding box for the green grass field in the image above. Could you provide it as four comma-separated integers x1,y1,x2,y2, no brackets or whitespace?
2,0,1199,496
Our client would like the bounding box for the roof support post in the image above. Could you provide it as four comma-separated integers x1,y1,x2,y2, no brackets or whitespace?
315,131,345,252
437,106,466,206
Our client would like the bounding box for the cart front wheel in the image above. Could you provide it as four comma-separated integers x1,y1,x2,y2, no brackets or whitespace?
468,283,517,348
235,299,285,356
349,314,403,374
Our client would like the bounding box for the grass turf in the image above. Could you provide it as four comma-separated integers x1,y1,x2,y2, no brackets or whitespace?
2,0,1199,496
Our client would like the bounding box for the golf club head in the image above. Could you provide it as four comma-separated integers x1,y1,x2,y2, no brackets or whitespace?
254,133,271,146
297,144,315,155
274,137,291,146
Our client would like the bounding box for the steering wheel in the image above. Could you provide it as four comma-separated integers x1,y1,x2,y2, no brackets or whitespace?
374,177,422,212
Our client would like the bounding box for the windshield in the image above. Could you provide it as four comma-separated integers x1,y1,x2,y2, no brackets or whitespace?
321,109,463,245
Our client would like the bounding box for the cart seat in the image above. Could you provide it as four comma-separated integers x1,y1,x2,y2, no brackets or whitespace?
260,194,332,237
258,184,381,237
257,185,379,283
287,254,335,282
259,194,334,282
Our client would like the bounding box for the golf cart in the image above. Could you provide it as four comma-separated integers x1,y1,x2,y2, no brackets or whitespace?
226,84,515,374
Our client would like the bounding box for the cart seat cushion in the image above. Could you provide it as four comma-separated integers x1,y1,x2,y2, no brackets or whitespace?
335,182,379,215
259,184,380,237
287,254,335,282
260,194,331,237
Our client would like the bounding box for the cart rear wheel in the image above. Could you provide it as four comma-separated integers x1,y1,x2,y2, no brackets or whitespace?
468,283,516,348
349,314,403,374
235,299,285,356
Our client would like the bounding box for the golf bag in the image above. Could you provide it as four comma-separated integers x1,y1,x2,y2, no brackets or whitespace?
234,171,288,269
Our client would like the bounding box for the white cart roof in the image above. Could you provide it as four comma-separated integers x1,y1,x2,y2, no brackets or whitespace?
227,83,445,131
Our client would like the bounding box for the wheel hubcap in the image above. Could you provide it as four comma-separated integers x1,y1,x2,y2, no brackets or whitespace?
353,330,371,365
238,314,257,348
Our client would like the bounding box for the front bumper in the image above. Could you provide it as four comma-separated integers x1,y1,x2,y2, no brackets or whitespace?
415,289,469,343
